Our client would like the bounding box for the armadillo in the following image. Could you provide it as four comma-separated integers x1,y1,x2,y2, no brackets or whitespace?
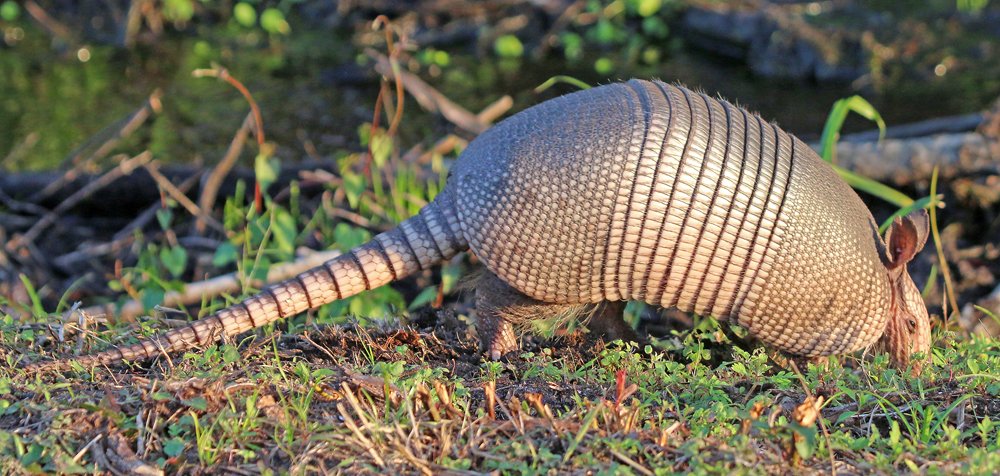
29,80,932,372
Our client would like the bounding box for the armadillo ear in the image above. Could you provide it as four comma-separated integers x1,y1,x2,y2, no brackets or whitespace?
884,209,930,268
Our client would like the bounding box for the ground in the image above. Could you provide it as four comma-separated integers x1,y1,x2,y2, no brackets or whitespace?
3,304,999,474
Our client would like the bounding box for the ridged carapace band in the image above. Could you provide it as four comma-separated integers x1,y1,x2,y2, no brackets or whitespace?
28,79,932,373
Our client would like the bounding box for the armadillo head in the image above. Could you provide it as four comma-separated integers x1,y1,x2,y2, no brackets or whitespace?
876,210,932,373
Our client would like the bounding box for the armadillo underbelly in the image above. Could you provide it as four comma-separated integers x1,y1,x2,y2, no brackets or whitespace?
454,79,892,356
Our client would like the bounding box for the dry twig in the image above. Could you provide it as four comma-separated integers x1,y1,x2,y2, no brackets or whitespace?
142,162,226,234
192,65,267,212
197,113,254,234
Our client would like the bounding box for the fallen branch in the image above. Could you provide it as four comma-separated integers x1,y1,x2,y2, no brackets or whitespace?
192,65,267,213
23,0,74,43
0,160,343,217
840,112,985,143
7,152,154,253
72,248,343,322
812,132,997,187
142,163,226,234
39,89,163,202
402,94,514,163
1,132,40,166
52,173,202,273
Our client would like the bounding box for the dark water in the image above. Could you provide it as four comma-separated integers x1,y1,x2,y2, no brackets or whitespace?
1,21,995,171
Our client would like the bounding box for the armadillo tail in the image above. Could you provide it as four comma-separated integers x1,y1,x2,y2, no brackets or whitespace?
30,190,467,371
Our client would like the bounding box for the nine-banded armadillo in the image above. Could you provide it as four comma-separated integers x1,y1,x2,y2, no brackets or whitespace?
30,79,932,372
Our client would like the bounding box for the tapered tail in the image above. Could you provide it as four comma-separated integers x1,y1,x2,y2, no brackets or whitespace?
30,190,466,371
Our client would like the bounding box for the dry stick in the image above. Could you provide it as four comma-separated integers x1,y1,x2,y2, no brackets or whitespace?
339,382,388,467
402,94,514,164
142,163,226,234
372,15,406,137
22,0,74,42
534,0,586,59
117,173,201,243
1,132,40,167
197,113,254,234
8,152,154,253
39,89,163,202
476,95,515,124
120,0,147,48
0,183,50,216
74,248,342,322
72,434,104,464
366,49,490,135
33,90,162,204
364,17,406,186
813,132,995,187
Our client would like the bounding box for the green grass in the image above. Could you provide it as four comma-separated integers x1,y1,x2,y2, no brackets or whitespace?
3,321,999,473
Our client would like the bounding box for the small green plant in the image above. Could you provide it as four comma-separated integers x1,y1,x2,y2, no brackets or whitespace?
553,0,680,72
233,2,291,35
956,0,990,13
0,1,20,22
494,35,524,59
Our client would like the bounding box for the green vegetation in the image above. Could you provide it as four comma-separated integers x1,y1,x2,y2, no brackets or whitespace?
3,76,998,473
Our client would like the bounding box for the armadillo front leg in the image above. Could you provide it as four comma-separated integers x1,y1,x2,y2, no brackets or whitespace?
584,301,637,344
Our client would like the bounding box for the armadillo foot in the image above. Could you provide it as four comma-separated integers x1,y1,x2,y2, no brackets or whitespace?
583,301,637,345
475,271,536,360
774,352,830,372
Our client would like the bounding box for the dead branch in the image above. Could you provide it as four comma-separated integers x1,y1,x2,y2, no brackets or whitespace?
402,94,513,163
191,65,267,212
141,163,226,234
40,89,163,202
72,249,343,322
819,132,997,187
1,132,40,167
197,113,254,234
0,160,342,215
52,173,202,273
840,112,985,143
7,152,154,253
23,0,74,43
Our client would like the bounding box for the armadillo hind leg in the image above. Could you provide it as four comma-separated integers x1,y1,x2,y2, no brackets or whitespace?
475,271,538,360
475,271,634,359
475,271,586,360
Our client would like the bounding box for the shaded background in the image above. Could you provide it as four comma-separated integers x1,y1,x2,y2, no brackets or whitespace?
1,0,998,170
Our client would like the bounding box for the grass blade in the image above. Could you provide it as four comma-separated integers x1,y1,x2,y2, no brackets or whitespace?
928,165,960,327
820,95,886,164
832,165,912,208
534,75,591,94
